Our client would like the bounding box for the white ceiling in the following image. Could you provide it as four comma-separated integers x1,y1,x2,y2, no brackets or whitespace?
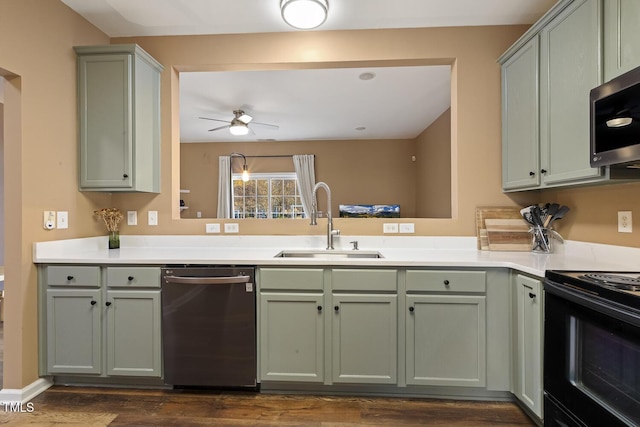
61,0,556,142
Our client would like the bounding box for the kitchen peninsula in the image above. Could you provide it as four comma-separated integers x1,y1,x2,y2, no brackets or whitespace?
33,234,640,424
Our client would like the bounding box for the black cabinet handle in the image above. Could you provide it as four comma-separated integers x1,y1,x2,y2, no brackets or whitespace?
541,169,547,174
128,276,134,281
67,275,74,281
90,300,97,306
409,306,415,312
105,301,112,307
529,171,535,177
443,280,450,286
529,292,536,299
334,305,340,312
317,305,322,312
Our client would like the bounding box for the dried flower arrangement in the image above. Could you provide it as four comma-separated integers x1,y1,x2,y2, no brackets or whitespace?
94,208,124,232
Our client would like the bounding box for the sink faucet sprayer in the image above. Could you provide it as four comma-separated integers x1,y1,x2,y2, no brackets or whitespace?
310,181,340,250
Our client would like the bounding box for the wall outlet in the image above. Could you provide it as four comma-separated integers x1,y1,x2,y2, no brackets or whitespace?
206,223,221,233
127,211,137,226
148,210,158,226
618,211,632,233
56,211,68,229
383,223,399,233
399,223,415,233
43,211,56,230
224,223,239,233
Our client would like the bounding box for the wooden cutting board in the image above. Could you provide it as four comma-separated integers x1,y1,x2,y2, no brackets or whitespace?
485,219,531,251
475,207,526,250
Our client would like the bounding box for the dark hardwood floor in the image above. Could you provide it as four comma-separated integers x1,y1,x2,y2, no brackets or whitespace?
0,385,535,426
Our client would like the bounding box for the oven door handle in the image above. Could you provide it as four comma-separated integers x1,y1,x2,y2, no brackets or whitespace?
545,280,640,328
164,275,250,285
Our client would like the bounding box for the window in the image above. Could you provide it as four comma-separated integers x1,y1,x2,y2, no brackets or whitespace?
232,173,304,219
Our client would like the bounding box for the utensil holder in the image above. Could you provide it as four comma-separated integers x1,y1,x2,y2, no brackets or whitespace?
530,226,552,253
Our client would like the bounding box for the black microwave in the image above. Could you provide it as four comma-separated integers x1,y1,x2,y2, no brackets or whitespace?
590,65,640,168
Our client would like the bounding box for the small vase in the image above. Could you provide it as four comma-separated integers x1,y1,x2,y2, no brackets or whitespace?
108,230,120,249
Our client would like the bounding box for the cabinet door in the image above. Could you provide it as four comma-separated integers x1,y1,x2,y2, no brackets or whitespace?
332,294,397,384
106,290,162,377
604,0,640,81
260,293,324,382
46,289,101,374
78,53,133,189
406,294,486,387
514,275,543,418
501,36,540,190
540,0,603,186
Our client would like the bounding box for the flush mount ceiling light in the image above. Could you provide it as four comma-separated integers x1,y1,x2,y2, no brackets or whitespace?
281,0,328,30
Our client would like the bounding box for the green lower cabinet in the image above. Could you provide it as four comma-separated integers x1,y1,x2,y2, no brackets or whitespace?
331,294,397,384
406,294,487,387
259,293,324,382
46,289,102,374
513,274,543,418
106,290,162,377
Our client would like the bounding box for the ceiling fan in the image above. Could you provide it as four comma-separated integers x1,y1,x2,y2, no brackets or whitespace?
199,110,280,136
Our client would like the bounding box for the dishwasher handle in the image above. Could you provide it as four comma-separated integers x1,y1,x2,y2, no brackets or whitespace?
164,275,251,285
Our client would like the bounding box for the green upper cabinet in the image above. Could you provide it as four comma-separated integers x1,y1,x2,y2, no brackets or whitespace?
604,0,640,81
75,44,162,193
498,0,640,192
501,36,540,190
539,0,602,186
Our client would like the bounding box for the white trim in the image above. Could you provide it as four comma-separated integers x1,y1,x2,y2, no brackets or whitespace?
0,377,53,403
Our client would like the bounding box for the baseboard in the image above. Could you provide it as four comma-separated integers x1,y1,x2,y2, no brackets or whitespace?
0,377,53,403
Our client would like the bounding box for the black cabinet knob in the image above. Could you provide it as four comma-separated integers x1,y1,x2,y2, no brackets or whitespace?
317,305,322,312
541,169,547,174
128,276,134,281
334,305,340,312
529,292,536,299
409,306,415,312
67,275,74,281
105,301,112,307
90,300,97,306
529,171,535,177
123,173,129,178
443,280,450,286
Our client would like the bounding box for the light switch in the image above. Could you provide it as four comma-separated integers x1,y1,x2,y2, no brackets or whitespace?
127,211,137,226
148,210,158,226
206,223,221,233
399,223,415,233
57,211,68,229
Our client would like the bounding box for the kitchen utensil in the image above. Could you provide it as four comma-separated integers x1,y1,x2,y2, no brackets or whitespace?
543,203,559,227
520,206,536,225
548,205,570,226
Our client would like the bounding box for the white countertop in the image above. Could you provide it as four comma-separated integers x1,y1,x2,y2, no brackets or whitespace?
32,235,640,278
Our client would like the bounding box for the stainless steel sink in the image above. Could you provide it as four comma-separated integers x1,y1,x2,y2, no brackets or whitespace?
274,250,383,259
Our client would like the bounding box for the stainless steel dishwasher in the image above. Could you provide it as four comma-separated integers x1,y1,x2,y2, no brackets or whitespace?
161,266,256,389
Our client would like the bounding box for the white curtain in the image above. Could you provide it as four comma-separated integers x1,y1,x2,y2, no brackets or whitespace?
217,156,231,218
293,154,316,218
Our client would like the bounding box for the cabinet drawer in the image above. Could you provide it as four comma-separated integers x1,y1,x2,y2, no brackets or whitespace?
47,266,101,287
406,270,486,293
332,269,397,292
106,267,161,288
259,268,324,291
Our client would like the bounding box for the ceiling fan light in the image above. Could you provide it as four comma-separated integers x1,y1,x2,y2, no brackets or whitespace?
229,121,249,136
281,0,328,30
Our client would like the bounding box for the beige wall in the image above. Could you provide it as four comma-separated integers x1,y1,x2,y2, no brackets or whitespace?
180,139,416,219
0,0,109,389
416,108,452,218
113,25,529,236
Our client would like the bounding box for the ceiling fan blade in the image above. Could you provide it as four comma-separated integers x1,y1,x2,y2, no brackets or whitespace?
199,116,231,124
250,121,280,129
208,125,230,132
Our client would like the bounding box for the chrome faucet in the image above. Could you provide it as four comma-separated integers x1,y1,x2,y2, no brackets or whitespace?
310,181,340,250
